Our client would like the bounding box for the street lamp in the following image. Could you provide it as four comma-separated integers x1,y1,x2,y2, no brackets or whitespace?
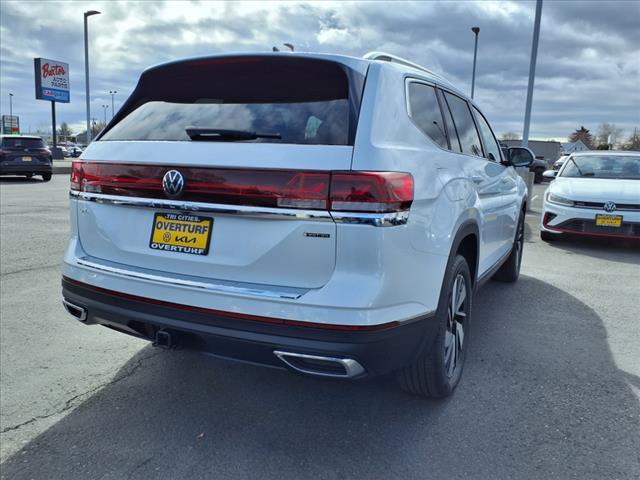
109,90,117,119
84,9,101,143
8,93,13,118
102,104,109,124
470,27,480,99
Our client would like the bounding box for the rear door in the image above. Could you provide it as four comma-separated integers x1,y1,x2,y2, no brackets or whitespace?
440,91,511,273
74,56,366,289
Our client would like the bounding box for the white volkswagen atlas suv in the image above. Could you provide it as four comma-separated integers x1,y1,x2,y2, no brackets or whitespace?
62,52,529,397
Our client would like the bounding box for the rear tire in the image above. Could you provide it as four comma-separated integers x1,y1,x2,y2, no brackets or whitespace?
42,173,52,182
493,209,525,283
397,254,472,398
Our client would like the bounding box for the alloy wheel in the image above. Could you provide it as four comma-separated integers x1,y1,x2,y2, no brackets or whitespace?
444,274,467,378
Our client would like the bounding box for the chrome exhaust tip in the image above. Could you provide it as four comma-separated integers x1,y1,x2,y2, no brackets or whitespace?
274,351,365,378
62,299,88,322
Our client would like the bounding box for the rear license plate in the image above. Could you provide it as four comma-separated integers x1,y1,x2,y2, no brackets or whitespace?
149,212,213,256
595,214,622,227
22,156,32,161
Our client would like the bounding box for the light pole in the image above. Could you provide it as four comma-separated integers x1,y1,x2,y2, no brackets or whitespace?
84,10,101,143
470,27,480,99
102,104,109,124
522,0,543,148
9,93,13,118
109,90,117,119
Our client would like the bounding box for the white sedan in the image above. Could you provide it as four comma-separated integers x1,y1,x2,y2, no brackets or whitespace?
541,151,640,241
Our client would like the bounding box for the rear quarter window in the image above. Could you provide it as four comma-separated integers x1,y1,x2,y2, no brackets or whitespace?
407,82,448,149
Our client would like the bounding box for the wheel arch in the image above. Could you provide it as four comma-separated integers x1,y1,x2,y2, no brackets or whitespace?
449,220,480,286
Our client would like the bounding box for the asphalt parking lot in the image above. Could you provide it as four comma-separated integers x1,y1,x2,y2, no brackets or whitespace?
1,175,639,479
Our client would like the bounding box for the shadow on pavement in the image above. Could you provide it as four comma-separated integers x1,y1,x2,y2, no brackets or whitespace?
1,276,638,479
0,176,47,184
541,235,640,265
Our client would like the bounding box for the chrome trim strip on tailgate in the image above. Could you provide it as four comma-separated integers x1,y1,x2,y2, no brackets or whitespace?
74,257,305,300
330,211,409,227
70,191,410,226
70,191,332,222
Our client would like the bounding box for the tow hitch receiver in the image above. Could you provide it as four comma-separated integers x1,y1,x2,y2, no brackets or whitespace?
153,330,173,349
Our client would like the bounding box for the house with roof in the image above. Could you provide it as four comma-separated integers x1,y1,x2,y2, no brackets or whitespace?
561,140,591,153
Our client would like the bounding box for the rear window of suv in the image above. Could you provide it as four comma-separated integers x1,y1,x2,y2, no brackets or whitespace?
2,137,46,149
100,56,364,146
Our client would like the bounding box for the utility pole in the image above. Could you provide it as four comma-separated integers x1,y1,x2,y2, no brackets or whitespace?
9,93,13,118
522,0,543,148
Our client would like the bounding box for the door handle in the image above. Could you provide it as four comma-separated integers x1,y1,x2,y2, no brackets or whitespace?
471,175,484,184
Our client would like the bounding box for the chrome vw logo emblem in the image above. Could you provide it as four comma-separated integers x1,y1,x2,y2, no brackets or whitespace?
162,170,185,199
603,201,616,213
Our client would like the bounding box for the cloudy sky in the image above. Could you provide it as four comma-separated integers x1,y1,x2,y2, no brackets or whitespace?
1,0,638,141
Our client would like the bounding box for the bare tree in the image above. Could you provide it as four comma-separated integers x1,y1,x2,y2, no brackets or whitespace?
595,123,624,147
500,131,520,141
622,127,640,151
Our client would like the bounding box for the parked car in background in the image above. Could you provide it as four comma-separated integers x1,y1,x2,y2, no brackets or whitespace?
68,146,83,157
0,135,52,181
59,146,70,158
62,52,529,398
553,154,569,171
541,151,640,241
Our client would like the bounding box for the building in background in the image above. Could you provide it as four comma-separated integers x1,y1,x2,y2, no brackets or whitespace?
561,140,591,153
502,139,563,165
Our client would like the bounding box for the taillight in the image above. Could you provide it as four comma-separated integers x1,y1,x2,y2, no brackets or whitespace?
70,162,413,214
70,161,83,191
330,172,413,213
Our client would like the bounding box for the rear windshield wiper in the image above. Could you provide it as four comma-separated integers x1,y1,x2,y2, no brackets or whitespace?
185,127,281,141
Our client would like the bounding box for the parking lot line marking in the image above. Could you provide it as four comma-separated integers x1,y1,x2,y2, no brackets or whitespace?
531,195,538,201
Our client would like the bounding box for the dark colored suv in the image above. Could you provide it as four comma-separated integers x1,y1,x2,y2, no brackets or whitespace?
0,135,53,181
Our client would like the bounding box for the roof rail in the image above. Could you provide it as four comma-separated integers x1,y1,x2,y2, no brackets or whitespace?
363,51,444,79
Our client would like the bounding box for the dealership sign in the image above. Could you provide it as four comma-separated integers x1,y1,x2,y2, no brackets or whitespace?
34,58,70,103
2,115,20,134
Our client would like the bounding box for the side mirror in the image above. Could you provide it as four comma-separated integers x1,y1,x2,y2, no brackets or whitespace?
543,170,557,179
507,147,535,168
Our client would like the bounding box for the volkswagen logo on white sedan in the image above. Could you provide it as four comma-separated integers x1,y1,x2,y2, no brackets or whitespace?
162,170,185,198
603,201,617,212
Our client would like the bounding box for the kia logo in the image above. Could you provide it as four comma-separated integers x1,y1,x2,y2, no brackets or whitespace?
162,170,185,199
603,201,616,213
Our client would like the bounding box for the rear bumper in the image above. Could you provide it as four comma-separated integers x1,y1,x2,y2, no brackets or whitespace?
62,277,437,378
0,163,52,175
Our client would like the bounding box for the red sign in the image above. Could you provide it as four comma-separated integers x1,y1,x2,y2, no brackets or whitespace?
41,63,66,78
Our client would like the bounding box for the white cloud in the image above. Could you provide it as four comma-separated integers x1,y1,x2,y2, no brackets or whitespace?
1,0,638,140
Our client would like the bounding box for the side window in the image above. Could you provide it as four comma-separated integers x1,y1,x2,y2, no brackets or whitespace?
472,107,502,162
407,83,448,149
443,92,483,157
437,89,462,153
